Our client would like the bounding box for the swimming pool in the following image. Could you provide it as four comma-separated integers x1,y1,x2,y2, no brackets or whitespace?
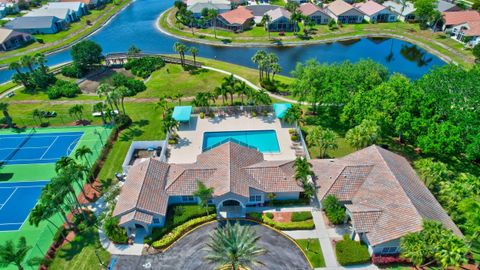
202,130,280,153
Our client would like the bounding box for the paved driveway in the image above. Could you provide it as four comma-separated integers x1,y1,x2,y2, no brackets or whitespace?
113,220,311,270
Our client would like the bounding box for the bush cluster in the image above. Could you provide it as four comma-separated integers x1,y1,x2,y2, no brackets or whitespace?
291,211,313,222
61,64,85,78
335,235,370,266
260,79,277,92
112,73,146,94
151,214,216,249
47,80,81,99
267,197,309,206
262,213,315,230
124,56,165,78
103,216,129,244
322,195,346,225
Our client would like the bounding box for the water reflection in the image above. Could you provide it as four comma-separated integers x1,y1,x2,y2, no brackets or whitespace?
400,44,433,67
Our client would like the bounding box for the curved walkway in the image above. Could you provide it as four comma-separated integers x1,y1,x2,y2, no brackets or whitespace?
112,220,311,270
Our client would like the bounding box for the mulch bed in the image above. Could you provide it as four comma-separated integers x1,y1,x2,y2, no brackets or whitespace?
272,212,292,223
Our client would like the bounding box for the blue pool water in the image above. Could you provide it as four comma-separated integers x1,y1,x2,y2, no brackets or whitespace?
203,130,280,153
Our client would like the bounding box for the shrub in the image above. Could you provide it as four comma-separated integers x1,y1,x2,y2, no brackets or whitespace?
265,212,274,219
335,237,370,266
290,134,299,141
103,216,128,244
260,79,277,92
322,195,346,225
371,255,409,265
199,112,205,119
291,211,313,222
124,56,165,78
247,212,262,221
268,198,309,206
47,80,81,99
262,214,315,230
61,64,84,78
152,214,216,249
112,73,146,94
473,44,480,61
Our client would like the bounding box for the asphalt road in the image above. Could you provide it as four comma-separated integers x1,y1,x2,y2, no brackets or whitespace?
113,220,311,270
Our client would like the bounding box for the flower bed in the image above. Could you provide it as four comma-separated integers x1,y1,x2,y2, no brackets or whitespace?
151,214,216,250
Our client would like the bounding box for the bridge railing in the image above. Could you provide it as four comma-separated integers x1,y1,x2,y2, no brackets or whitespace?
104,53,203,67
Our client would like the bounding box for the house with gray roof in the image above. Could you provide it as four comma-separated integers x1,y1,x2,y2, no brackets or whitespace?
45,2,88,20
0,28,32,51
245,4,278,24
312,145,461,255
436,0,461,13
5,16,66,34
382,0,416,21
265,7,296,32
113,141,303,235
25,6,76,23
187,0,231,17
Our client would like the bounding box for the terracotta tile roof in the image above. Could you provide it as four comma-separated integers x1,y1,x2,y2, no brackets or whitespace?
299,3,329,17
464,21,480,36
353,0,387,16
326,0,361,16
219,6,254,25
119,210,153,225
325,165,373,201
313,145,461,246
442,10,480,26
265,7,291,21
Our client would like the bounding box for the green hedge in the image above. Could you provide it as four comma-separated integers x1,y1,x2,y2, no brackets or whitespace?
262,215,315,230
335,237,371,266
291,212,313,222
151,214,216,249
268,198,309,206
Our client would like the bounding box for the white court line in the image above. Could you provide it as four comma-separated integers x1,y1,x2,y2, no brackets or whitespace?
0,188,17,211
0,185,47,189
0,146,49,150
0,157,57,162
40,136,59,160
0,222,23,225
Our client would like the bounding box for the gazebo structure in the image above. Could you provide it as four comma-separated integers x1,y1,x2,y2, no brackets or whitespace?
273,103,292,119
172,106,192,126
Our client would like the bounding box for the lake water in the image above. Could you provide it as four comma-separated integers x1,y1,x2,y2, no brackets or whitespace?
0,0,445,83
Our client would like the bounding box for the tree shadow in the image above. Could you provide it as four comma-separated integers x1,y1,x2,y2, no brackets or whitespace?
119,127,144,141
132,119,149,127
56,228,98,261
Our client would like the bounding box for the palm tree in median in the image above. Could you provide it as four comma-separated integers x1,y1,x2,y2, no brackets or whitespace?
205,221,266,270
193,180,214,215
0,237,33,270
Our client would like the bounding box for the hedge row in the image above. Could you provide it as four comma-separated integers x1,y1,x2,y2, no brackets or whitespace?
291,211,313,222
151,214,216,249
262,214,315,230
335,236,370,266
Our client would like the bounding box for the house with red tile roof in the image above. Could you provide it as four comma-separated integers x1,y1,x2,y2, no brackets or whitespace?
442,10,480,46
298,3,332,25
353,0,396,23
312,145,461,255
325,0,365,24
217,6,254,32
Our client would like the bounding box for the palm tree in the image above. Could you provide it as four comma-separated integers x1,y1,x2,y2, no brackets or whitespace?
318,128,338,158
306,126,321,151
251,50,267,80
190,47,199,66
33,53,48,76
156,98,170,119
29,204,69,242
205,222,266,270
0,103,13,128
214,85,228,105
9,62,30,88
262,14,271,40
293,156,312,183
235,81,250,104
93,102,108,124
0,237,32,270
193,180,214,215
163,115,179,133
19,55,35,73
207,9,219,38
173,42,187,66
116,86,133,114
283,104,302,127
291,11,303,34
68,104,84,122
75,145,93,167
32,109,42,126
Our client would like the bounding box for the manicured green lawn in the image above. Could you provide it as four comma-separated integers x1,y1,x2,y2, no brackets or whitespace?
49,228,110,270
0,81,18,95
297,239,326,268
140,64,227,98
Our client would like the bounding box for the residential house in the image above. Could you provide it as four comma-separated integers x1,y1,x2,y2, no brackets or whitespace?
113,142,304,235
61,0,104,9
5,16,66,34
0,28,32,50
299,3,332,24
382,0,416,22
353,0,397,23
46,2,88,19
25,7,76,23
245,4,278,24
186,0,231,17
265,7,295,32
325,0,365,24
442,10,480,46
0,2,19,18
217,6,254,32
312,145,462,255
436,0,461,13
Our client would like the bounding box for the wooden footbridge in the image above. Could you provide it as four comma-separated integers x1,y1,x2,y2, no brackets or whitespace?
104,53,203,68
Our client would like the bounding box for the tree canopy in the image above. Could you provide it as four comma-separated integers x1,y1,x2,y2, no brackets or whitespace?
71,40,103,70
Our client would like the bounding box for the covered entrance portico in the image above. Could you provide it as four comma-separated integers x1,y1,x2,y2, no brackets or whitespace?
217,199,246,218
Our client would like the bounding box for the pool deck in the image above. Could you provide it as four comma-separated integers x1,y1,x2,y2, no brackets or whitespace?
167,114,298,164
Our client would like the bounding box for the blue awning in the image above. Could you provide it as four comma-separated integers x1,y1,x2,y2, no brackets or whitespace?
273,103,292,119
172,106,192,122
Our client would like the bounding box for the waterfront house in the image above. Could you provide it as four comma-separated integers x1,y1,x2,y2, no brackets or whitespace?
245,4,278,24
187,0,231,17
25,7,76,23
382,0,416,22
0,28,32,50
353,0,397,23
0,2,19,18
61,0,103,9
299,3,332,24
313,145,462,255
442,10,480,46
45,2,88,19
5,16,66,34
265,7,295,32
325,0,365,24
436,0,461,13
217,6,254,32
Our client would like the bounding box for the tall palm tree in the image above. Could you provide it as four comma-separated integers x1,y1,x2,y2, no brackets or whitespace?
68,104,84,122
75,146,93,167
29,204,69,242
251,50,267,80
174,93,184,105
173,42,187,66
207,9,219,38
116,86,133,114
193,180,214,215
33,53,48,76
19,55,34,73
235,81,250,105
190,47,199,66
205,222,266,270
0,103,13,128
0,237,32,270
93,102,108,124
262,14,271,40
